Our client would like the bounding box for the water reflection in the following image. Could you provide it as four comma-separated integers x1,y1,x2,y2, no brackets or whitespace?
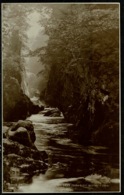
17,114,119,192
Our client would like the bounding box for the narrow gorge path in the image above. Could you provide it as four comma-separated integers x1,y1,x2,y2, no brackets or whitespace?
18,110,119,192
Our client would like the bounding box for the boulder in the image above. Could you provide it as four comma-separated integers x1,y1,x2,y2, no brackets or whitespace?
8,120,36,143
3,138,48,163
3,139,48,192
3,122,14,127
50,112,61,117
3,120,48,192
3,139,20,155
7,127,35,148
44,110,52,116
44,108,61,117
10,120,34,131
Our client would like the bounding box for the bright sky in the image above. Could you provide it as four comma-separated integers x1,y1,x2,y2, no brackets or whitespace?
27,11,43,40
25,11,48,73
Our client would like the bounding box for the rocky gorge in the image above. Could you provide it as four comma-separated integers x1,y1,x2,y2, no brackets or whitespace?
3,109,120,192
2,3,120,192
3,120,48,192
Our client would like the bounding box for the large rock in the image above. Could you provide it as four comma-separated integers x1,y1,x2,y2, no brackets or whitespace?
3,139,48,162
7,127,35,148
8,120,36,144
11,120,34,131
3,120,48,192
3,138,48,192
3,86,44,122
44,108,61,117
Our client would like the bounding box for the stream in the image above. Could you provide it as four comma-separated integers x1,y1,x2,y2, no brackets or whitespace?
17,113,120,192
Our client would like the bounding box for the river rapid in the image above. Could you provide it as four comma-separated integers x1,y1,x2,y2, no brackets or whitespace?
18,112,120,193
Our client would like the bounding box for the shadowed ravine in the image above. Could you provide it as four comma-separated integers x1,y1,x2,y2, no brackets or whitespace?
17,113,119,192
3,3,120,193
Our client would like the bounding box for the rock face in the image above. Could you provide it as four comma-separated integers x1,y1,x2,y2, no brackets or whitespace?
7,120,36,146
3,120,48,192
44,82,116,151
43,108,61,117
31,104,44,115
3,90,44,122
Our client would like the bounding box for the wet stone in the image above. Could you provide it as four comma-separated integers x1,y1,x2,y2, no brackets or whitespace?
3,120,48,192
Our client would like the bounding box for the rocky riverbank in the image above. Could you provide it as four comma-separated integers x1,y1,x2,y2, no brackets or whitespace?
3,120,48,192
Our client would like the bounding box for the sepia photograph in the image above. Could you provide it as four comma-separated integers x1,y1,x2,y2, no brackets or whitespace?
2,2,120,193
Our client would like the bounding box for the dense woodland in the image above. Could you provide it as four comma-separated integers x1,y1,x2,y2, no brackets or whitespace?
3,4,119,150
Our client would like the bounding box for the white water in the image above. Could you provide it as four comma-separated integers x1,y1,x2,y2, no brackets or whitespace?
17,113,120,193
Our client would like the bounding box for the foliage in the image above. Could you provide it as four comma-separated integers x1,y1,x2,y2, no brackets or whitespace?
37,4,119,148
2,4,32,121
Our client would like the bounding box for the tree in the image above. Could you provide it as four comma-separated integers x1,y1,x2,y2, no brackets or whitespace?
2,4,32,121
37,4,119,148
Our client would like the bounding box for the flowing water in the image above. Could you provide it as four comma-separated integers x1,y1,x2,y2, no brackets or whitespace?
17,113,120,193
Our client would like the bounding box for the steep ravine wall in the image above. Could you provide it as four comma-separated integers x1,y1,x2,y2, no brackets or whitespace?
3,67,44,122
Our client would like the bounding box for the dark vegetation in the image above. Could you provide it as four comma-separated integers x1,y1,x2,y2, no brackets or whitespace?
3,4,44,122
3,4,119,150
36,4,119,150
